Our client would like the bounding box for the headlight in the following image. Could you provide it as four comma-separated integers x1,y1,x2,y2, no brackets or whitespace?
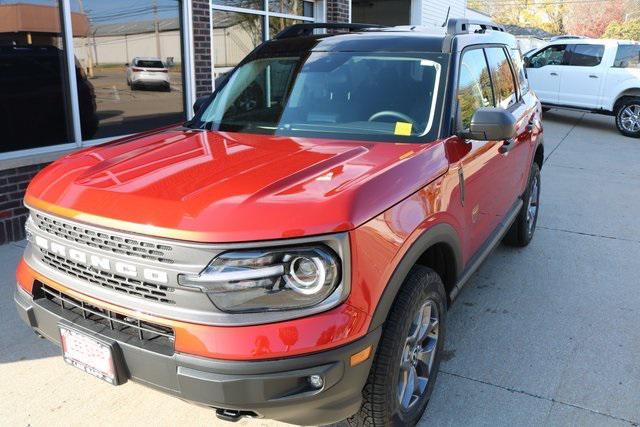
178,246,341,313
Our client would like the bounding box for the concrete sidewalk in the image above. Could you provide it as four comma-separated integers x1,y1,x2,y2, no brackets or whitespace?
1,110,639,426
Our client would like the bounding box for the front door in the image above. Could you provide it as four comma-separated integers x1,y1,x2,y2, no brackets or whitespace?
526,44,568,105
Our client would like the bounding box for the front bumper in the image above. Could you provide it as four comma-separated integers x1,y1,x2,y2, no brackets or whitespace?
15,286,380,425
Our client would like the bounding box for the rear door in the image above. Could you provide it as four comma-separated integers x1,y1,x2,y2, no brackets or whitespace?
525,44,568,104
484,46,532,216
559,43,606,108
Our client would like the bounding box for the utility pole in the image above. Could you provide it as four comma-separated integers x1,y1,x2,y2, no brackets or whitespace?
153,0,161,59
77,0,94,77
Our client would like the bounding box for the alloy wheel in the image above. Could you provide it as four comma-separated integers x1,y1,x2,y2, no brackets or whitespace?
397,300,440,410
620,104,640,133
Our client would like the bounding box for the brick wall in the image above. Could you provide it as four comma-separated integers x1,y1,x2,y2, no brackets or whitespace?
326,0,351,23
0,163,49,244
193,0,213,97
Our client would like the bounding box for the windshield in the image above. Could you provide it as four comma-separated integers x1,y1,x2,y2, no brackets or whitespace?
193,51,448,142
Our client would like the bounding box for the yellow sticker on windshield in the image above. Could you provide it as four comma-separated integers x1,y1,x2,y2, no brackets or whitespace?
394,122,413,136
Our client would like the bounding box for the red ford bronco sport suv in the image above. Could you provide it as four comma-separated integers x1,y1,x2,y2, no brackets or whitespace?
15,20,543,426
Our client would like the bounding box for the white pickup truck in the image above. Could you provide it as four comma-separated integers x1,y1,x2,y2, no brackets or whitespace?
525,39,640,137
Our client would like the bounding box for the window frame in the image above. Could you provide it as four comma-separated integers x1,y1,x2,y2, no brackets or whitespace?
0,0,196,162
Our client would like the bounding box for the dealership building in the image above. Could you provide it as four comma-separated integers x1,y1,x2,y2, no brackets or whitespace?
0,0,478,244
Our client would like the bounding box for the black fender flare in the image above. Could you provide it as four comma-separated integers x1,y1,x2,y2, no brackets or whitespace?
368,223,463,332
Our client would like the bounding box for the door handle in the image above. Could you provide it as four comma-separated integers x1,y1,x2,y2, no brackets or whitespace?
499,138,517,154
550,72,558,76
589,74,599,78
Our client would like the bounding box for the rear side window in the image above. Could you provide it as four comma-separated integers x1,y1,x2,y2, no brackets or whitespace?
529,45,567,68
614,44,640,68
485,47,517,109
509,49,529,95
567,44,605,66
457,49,494,129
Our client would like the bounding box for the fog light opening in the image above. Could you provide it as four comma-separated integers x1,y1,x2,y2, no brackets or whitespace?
308,374,324,389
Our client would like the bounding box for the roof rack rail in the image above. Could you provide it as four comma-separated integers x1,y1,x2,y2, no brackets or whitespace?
446,18,505,35
274,23,384,39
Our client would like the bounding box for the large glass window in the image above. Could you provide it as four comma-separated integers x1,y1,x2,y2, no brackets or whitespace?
0,1,74,153
269,0,314,16
457,49,493,129
485,47,517,109
212,0,315,80
213,11,264,74
70,0,185,140
214,0,265,10
195,52,445,142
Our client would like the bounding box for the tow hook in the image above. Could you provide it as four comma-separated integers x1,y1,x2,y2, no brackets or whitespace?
215,408,254,422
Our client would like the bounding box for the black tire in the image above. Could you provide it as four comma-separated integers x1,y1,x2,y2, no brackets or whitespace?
504,162,541,247
346,266,447,427
615,97,640,138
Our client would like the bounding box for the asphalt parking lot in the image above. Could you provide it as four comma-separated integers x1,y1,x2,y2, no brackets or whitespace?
1,110,639,426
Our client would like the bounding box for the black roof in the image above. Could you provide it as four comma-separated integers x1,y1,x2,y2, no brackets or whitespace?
254,21,518,58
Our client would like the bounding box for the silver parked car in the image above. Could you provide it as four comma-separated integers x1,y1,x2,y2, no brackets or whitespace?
126,57,170,91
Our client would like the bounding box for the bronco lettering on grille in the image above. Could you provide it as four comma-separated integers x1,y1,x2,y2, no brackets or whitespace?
34,235,169,284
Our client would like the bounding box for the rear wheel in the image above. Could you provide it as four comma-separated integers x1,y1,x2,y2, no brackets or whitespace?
615,97,640,137
505,162,540,247
346,266,446,426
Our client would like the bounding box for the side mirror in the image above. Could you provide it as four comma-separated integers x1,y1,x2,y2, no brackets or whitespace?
193,96,209,114
523,57,531,68
459,108,516,141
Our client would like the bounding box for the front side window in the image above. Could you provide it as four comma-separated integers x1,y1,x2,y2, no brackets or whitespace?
529,45,567,68
196,52,447,142
614,44,640,68
457,49,494,129
485,47,517,109
568,44,605,67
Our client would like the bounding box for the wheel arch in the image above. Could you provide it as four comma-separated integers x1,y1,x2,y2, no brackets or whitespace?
612,88,640,113
368,223,463,332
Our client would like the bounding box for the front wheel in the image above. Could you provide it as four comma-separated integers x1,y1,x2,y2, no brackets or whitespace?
615,97,640,138
505,162,541,247
347,266,446,426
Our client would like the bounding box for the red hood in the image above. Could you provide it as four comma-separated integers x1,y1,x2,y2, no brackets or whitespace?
26,128,448,242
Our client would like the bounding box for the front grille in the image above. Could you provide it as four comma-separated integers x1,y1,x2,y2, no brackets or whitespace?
39,284,174,350
41,249,176,304
33,213,174,264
